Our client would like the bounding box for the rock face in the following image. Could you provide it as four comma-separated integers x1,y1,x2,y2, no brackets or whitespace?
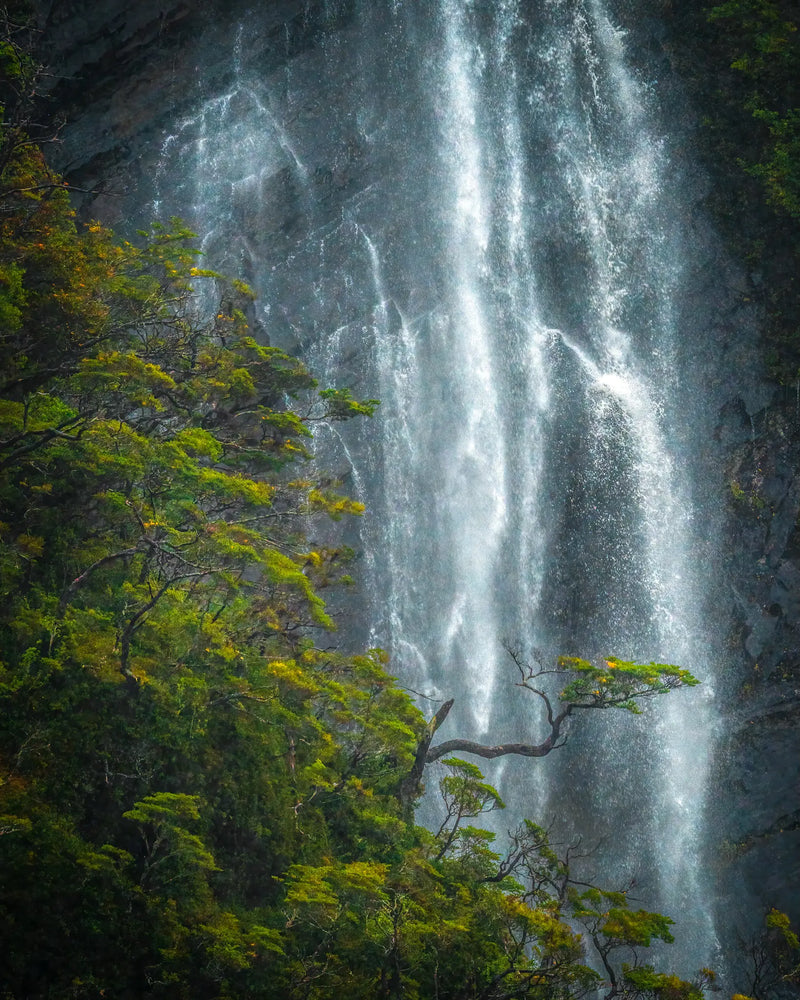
37,0,208,215
37,0,355,225
717,394,800,964
35,0,800,979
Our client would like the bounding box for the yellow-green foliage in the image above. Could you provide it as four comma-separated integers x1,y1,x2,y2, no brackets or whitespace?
557,655,698,712
765,907,799,947
709,0,800,216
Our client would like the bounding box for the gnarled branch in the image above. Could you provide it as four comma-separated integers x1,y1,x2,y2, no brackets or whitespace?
398,697,454,812
426,699,572,763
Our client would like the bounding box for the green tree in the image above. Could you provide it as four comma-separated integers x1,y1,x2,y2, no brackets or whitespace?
401,649,698,808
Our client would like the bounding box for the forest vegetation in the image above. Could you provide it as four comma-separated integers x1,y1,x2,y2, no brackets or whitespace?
0,4,798,999
686,0,800,382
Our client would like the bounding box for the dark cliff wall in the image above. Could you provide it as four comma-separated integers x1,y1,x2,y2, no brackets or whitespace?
36,0,215,218
717,391,800,945
35,0,356,226
656,1,800,955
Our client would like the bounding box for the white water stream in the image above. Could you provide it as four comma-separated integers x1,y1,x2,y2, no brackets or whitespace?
155,0,724,976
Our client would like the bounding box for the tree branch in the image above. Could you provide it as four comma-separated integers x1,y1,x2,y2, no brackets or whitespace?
398,698,454,811
426,707,572,764
0,419,89,471
58,547,140,613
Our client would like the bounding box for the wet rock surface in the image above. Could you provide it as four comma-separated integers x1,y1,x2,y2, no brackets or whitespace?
716,395,800,953
36,0,355,225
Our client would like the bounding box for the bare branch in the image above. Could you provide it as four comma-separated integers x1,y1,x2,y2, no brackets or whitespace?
398,698,454,810
58,547,140,613
426,706,572,764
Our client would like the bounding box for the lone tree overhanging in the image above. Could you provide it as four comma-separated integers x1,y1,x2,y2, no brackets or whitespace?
400,648,699,807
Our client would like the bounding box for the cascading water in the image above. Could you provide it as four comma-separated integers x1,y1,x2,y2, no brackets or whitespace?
155,0,726,978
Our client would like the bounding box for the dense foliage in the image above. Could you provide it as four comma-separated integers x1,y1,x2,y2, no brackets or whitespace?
707,0,800,219
696,0,800,379
0,10,797,1000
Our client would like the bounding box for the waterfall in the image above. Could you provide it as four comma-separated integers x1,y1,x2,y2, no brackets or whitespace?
155,0,725,977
